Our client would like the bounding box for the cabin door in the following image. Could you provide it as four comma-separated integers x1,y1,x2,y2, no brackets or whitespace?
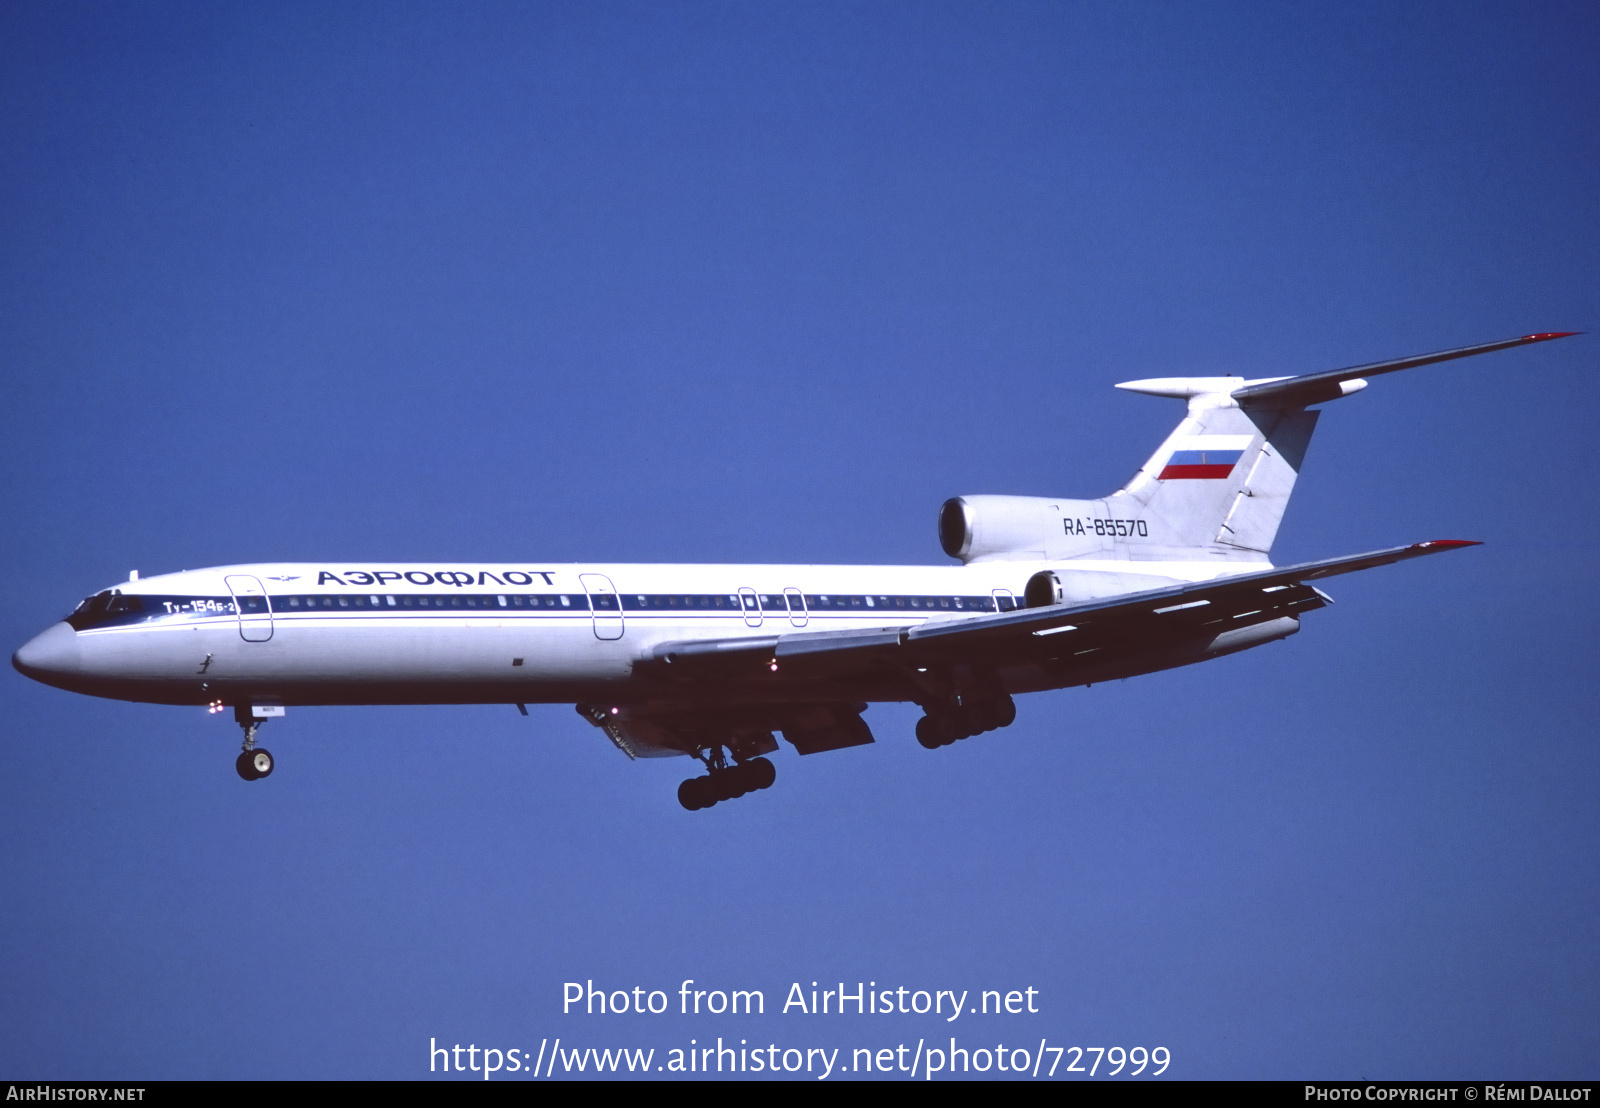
224,575,274,642
579,574,624,641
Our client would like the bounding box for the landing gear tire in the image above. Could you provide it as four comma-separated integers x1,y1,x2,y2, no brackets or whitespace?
956,705,987,737
745,757,776,790
236,748,273,780
679,776,719,810
936,715,964,745
920,696,1017,748
679,757,776,810
917,714,963,748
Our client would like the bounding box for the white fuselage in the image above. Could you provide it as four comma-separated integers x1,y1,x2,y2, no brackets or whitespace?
21,557,1253,709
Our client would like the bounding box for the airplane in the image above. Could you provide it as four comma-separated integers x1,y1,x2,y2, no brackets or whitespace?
12,332,1577,810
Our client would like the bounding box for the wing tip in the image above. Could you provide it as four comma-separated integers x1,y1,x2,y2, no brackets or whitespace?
1523,331,1583,342
1410,539,1482,550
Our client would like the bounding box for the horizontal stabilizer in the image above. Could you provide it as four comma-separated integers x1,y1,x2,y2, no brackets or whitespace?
1232,332,1579,408
1117,332,1579,409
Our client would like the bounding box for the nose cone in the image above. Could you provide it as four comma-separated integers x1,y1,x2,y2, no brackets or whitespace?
13,622,81,684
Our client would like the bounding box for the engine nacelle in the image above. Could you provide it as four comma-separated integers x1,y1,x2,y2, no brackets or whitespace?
940,495,1078,563
1024,568,1183,608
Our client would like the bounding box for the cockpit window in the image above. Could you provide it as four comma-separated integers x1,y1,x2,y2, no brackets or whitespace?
72,591,110,615
65,590,143,631
66,591,113,628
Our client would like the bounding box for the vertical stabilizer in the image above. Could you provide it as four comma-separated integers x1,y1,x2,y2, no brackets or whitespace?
1096,381,1319,562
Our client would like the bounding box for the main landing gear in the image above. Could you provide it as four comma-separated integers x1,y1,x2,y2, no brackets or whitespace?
678,756,777,811
233,705,275,781
916,692,1016,749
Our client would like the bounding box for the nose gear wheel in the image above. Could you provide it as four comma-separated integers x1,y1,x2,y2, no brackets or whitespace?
231,705,275,781
236,748,275,780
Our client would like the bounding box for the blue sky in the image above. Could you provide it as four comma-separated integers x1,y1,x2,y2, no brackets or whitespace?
2,0,1596,1080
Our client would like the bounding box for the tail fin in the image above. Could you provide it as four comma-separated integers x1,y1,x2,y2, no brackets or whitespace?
1106,383,1317,562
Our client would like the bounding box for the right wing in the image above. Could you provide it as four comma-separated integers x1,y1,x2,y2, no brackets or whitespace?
644,540,1481,686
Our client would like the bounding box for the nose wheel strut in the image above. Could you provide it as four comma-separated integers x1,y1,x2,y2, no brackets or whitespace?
232,705,275,781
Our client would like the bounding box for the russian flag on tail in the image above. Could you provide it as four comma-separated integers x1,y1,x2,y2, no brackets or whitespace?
1157,434,1255,480
1159,449,1244,479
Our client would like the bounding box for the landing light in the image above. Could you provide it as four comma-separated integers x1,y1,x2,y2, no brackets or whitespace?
207,700,225,714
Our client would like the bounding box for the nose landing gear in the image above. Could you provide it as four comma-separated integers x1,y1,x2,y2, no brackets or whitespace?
233,705,275,781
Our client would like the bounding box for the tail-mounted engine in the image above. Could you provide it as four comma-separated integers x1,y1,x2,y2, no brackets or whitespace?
940,495,1071,563
939,494,1143,563
1023,567,1186,607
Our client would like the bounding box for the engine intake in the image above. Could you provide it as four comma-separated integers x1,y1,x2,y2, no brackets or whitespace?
1024,570,1062,608
1024,567,1185,607
938,495,1069,563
